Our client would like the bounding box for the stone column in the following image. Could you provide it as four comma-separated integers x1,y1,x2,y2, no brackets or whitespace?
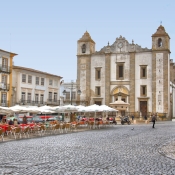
129,52,135,113
105,53,111,105
152,52,156,113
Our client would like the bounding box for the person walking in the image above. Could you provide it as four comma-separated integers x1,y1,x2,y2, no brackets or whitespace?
152,115,156,128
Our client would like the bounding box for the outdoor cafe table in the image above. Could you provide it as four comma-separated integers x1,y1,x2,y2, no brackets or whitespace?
0,124,9,132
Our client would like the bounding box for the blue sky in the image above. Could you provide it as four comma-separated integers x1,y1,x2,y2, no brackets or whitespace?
0,0,174,82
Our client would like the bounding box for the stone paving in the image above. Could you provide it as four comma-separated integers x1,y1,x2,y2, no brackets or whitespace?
0,122,175,175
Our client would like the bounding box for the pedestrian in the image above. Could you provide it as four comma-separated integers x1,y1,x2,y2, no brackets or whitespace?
8,119,14,125
152,115,156,128
131,115,134,120
23,115,27,124
144,115,147,120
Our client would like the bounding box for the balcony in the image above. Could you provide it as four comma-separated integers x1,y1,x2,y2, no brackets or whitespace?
0,100,9,107
47,99,60,106
18,100,46,106
0,82,10,91
0,65,11,74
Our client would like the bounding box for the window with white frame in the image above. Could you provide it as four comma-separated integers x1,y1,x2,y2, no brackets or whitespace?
2,58,8,67
28,75,32,84
27,93,31,103
21,92,26,102
1,93,7,103
22,74,26,83
40,94,44,104
54,93,57,102
66,92,70,100
36,77,39,85
41,78,44,86
2,75,7,84
49,79,53,86
35,94,39,102
48,92,52,101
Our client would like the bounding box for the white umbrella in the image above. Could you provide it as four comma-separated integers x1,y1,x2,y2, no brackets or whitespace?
99,105,118,119
85,104,104,112
99,105,118,112
0,106,13,114
9,105,29,113
76,105,88,112
59,105,78,112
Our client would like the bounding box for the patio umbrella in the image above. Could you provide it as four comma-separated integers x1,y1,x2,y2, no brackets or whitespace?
59,105,78,113
0,106,13,115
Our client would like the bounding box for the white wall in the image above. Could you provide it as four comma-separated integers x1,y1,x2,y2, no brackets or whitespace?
91,54,105,104
135,52,152,112
13,69,60,105
155,53,163,113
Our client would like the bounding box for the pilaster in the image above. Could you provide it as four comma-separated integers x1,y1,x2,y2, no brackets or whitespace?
129,52,135,112
152,52,156,113
105,53,111,105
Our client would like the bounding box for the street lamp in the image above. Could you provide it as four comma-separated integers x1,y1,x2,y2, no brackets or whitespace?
62,80,81,105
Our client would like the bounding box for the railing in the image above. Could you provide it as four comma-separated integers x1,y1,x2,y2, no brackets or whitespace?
18,100,46,106
0,65,11,74
0,100,9,107
47,99,60,106
0,82,10,91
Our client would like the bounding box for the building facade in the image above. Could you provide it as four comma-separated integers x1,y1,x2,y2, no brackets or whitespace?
76,25,175,119
60,80,85,106
0,49,17,107
12,66,62,107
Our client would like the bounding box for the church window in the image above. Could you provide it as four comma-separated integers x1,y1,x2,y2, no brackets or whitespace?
116,63,124,80
141,85,147,96
158,38,162,47
22,74,26,83
95,86,101,96
95,68,101,80
82,44,86,53
140,66,147,79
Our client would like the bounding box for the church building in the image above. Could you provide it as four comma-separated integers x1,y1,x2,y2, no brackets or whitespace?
76,25,175,119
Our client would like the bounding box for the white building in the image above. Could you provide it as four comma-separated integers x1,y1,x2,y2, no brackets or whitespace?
76,25,175,119
60,80,83,106
12,66,62,106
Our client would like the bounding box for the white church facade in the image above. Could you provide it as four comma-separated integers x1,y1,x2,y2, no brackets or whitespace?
76,25,175,119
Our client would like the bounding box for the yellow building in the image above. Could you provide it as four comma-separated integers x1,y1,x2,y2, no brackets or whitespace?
0,49,17,107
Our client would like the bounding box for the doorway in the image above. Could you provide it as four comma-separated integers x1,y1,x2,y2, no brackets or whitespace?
140,101,147,117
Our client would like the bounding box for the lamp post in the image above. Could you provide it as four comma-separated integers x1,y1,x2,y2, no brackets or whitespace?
62,80,81,105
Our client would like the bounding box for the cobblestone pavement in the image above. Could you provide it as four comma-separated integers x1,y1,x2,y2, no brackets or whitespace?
0,122,175,175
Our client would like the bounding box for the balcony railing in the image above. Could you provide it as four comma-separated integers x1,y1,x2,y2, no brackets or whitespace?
0,100,9,107
0,82,10,91
47,99,60,106
0,65,11,74
18,100,46,106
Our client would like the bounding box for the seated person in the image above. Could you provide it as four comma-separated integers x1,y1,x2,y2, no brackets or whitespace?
8,119,14,125
13,118,18,126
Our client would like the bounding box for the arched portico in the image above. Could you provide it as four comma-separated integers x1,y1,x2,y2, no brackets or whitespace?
111,86,129,103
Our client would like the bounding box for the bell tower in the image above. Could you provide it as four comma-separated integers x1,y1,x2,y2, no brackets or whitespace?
77,31,95,55
77,31,95,105
151,25,171,118
152,25,170,51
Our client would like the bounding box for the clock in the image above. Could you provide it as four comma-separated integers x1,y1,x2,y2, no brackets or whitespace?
118,42,123,48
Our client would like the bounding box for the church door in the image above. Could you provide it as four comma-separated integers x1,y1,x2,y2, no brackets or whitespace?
140,101,147,117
